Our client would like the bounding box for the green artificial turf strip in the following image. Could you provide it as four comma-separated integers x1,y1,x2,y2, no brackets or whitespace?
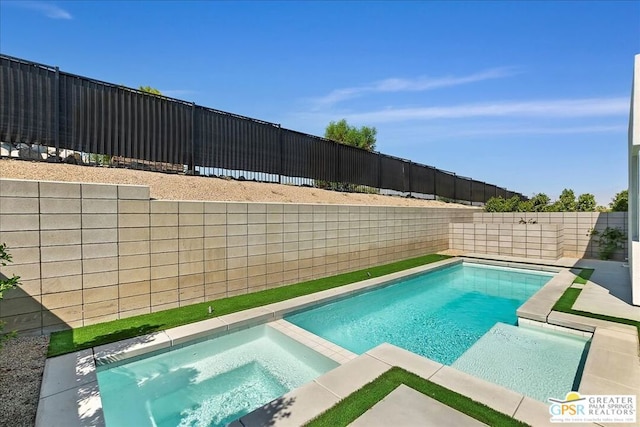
572,268,594,285
552,286,640,339
48,253,450,357
552,287,582,312
306,367,530,427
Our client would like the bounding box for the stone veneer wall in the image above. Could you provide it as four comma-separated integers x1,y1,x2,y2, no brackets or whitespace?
449,223,563,260
0,178,476,335
463,212,627,260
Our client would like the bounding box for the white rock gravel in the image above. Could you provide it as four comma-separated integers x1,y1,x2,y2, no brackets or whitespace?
0,158,472,208
0,335,49,427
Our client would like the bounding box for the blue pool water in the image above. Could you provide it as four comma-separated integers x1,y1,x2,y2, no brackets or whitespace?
452,323,589,401
97,325,338,427
286,262,590,401
286,263,553,364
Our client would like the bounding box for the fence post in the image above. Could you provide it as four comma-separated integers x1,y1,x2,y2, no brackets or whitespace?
335,141,340,185
453,173,457,202
190,102,195,174
54,66,60,161
408,160,413,197
278,124,282,184
377,153,382,191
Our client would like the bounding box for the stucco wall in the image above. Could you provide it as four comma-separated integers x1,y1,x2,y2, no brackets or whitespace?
0,178,476,335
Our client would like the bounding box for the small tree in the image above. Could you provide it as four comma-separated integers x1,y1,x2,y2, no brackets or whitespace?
139,86,162,95
557,188,577,212
610,190,628,212
484,195,529,212
0,243,21,348
325,119,377,151
577,193,596,212
529,193,550,212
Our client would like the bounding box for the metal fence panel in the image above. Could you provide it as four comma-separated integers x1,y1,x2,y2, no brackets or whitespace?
59,74,192,166
410,163,436,195
195,108,280,175
338,144,379,188
0,54,525,203
496,187,508,199
471,180,485,203
484,184,498,200
435,170,455,199
281,130,336,182
379,155,408,192
0,57,56,145
455,175,472,201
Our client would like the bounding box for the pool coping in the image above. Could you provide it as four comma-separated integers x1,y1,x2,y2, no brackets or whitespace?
34,257,636,427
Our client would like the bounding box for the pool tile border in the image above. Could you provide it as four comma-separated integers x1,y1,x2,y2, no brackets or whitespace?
267,319,358,365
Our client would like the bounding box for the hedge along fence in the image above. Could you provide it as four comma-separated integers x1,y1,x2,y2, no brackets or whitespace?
0,54,523,203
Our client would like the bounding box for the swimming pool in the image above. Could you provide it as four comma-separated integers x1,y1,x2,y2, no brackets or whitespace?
286,262,553,363
96,325,338,427
286,262,590,401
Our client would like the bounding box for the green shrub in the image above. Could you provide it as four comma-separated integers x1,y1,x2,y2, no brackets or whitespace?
0,243,21,348
590,227,626,260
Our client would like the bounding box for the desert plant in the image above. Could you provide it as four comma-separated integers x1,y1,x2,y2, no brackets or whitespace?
590,227,626,260
0,243,21,348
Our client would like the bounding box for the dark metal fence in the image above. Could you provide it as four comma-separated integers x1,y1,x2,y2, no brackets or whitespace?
0,54,523,202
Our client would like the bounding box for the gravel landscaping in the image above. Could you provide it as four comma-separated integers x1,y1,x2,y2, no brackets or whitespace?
0,335,49,427
0,158,471,208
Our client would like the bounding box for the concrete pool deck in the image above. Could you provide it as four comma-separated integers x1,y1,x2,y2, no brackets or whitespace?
34,256,639,427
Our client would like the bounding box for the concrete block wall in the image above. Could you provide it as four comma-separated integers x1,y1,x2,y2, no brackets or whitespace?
471,212,628,260
0,178,476,335
449,223,563,260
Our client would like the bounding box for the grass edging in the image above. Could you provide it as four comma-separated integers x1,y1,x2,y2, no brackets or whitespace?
552,279,640,339
305,367,529,427
571,268,594,285
48,253,451,357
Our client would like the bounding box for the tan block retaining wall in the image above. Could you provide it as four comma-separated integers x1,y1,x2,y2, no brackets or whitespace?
449,212,628,261
449,223,564,260
0,178,476,335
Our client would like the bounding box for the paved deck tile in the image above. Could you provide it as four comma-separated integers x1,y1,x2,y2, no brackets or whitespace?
35,381,104,427
217,307,275,330
93,331,171,364
429,366,524,417
39,349,95,398
365,343,443,379
314,354,391,398
238,381,340,427
164,317,227,346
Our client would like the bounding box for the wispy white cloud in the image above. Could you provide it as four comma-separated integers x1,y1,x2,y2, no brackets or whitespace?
14,1,72,20
335,97,629,123
311,67,519,108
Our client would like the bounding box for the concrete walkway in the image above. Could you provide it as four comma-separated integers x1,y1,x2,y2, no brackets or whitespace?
572,259,640,321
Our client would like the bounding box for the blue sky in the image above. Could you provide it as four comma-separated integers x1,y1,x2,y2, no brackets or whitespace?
1,1,638,205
